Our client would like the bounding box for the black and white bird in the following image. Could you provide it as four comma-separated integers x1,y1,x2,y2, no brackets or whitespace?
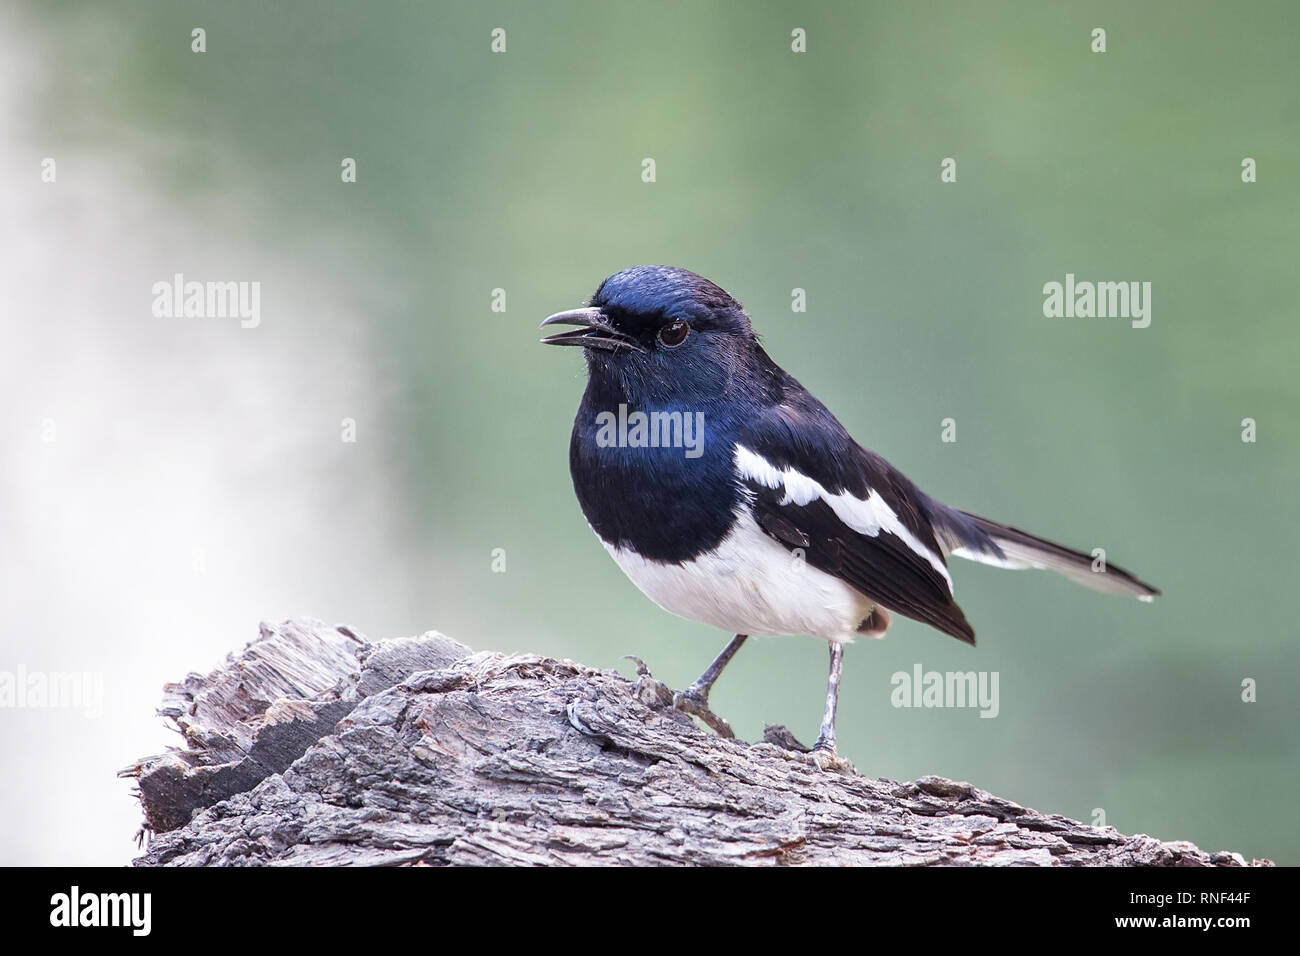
541,266,1159,756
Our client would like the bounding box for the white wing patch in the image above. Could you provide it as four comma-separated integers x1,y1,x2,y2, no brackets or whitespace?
950,545,1031,570
734,445,953,594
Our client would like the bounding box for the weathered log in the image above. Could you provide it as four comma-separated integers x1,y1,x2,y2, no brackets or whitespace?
122,618,1270,866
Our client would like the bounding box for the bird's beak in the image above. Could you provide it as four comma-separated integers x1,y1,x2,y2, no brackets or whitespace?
539,307,645,353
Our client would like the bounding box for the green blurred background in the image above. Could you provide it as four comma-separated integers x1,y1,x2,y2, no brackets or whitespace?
6,1,1296,864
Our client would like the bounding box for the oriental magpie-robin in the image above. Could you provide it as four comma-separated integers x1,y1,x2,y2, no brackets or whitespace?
541,266,1159,756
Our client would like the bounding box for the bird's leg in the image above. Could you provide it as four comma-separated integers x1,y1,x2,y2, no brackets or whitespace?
763,642,854,772
811,640,845,753
625,633,747,739
672,633,748,737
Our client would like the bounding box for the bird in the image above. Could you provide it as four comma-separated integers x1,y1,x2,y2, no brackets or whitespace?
540,265,1159,759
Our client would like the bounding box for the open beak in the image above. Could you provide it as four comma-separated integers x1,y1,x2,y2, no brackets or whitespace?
539,307,645,353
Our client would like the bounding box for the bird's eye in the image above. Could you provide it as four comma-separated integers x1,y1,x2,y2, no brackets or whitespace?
657,319,690,348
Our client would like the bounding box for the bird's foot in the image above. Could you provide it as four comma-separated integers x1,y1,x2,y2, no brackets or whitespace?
623,656,735,739
762,724,856,774
672,685,735,738
624,656,675,708
806,739,855,774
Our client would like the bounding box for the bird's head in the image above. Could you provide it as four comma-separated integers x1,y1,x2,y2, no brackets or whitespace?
540,266,755,404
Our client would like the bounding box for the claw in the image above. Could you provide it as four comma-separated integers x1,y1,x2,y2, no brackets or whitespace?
673,687,735,739
623,656,674,708
805,737,855,773
805,747,855,774
621,654,651,678
763,724,855,773
622,657,736,738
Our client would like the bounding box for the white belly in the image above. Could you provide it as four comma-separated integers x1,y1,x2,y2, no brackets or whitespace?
600,508,877,643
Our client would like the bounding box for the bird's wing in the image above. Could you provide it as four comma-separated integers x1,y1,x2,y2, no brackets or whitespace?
736,402,975,644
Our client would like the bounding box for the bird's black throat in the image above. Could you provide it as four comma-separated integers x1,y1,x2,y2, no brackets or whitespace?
568,373,743,564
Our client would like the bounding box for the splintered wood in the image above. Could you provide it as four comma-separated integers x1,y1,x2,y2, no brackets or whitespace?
124,619,1268,867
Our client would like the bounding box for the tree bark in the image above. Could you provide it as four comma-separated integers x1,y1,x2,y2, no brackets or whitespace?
122,618,1270,867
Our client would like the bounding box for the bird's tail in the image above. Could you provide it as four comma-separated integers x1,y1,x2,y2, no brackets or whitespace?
925,505,1160,602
